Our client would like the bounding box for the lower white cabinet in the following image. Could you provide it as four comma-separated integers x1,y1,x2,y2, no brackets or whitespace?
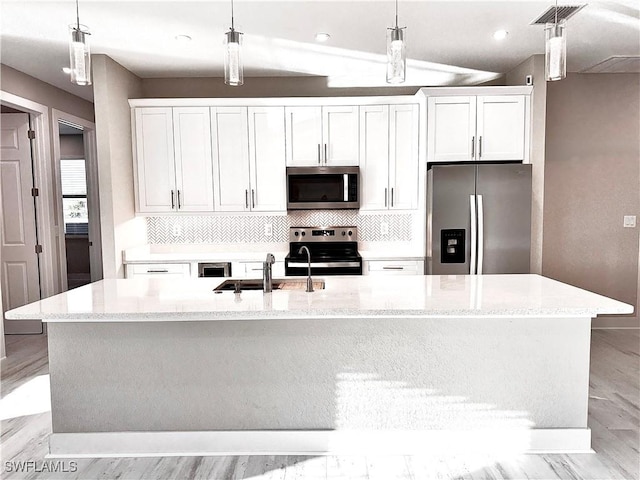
125,263,191,279
364,260,425,275
232,261,285,278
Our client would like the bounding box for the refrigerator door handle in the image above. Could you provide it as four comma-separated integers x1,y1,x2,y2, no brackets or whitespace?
477,194,484,274
469,195,477,274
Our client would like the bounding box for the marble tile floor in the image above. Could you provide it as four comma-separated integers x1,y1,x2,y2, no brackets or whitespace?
1,330,638,480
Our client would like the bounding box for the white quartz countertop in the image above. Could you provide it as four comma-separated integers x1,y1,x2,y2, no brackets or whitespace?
6,275,633,322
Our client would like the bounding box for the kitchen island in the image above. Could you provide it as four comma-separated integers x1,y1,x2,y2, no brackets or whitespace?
6,274,632,457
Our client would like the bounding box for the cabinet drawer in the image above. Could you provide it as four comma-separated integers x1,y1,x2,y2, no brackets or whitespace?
366,260,424,275
126,263,191,278
234,261,285,278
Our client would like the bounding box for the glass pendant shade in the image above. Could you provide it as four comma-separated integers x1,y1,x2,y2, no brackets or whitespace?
224,29,243,86
69,24,91,86
386,27,406,84
545,19,566,81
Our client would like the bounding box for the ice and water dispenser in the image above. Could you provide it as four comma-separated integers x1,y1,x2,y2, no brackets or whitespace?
440,229,465,263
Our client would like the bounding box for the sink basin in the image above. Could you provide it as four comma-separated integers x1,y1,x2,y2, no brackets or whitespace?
213,278,325,292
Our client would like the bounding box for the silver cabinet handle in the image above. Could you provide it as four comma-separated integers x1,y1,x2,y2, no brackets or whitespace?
384,188,388,207
317,144,321,164
251,189,255,208
171,190,175,209
177,190,181,209
383,266,404,270
146,269,169,273
477,194,484,275
324,143,328,164
469,195,477,275
245,190,249,209
471,136,475,159
391,188,394,207
479,136,483,158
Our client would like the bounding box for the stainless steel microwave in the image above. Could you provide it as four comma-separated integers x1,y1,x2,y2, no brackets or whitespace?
286,166,359,210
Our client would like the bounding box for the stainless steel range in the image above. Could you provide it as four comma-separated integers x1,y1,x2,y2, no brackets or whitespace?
284,226,363,276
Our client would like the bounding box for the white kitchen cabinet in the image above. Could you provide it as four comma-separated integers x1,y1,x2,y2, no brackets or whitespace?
360,104,419,211
211,107,250,212
285,106,359,166
212,107,286,212
248,107,287,212
427,95,528,162
232,261,285,278
125,263,191,279
133,107,214,213
365,259,425,275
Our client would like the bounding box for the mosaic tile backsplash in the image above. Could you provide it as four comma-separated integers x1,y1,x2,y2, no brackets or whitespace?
147,211,413,244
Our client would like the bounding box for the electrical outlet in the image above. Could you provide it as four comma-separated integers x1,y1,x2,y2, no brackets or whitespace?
380,222,389,236
264,223,273,236
623,215,636,228
172,225,182,237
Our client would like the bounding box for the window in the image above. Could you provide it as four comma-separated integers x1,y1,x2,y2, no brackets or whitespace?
60,159,88,235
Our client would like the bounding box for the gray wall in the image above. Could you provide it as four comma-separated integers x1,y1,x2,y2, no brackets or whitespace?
543,73,640,328
92,55,146,279
506,55,547,275
60,135,84,158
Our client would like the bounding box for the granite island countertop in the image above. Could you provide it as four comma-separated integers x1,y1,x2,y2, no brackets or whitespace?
5,274,632,322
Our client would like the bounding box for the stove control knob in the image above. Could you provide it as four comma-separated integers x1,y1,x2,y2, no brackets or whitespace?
301,232,306,236
342,231,346,236
348,230,353,236
294,232,299,237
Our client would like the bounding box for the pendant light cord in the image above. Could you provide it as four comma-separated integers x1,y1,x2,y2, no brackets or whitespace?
395,0,399,28
554,0,558,25
231,0,235,30
76,0,80,29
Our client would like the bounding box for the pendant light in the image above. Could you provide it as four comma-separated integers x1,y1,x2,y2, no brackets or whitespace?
68,0,91,86
545,0,567,81
224,0,243,86
386,0,406,84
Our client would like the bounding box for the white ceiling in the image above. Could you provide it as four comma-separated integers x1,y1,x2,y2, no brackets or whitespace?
1,0,639,102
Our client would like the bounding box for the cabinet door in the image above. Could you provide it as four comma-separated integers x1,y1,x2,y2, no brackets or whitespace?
366,260,424,275
134,108,176,212
173,107,214,212
211,107,250,212
427,96,476,162
323,106,359,166
476,95,526,161
359,105,390,211
285,106,323,166
248,107,286,212
389,104,419,210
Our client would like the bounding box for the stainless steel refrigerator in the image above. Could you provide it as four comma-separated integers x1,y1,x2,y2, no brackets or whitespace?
427,163,532,274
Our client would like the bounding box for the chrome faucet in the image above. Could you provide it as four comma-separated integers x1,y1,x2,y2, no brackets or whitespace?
298,246,314,292
263,253,275,293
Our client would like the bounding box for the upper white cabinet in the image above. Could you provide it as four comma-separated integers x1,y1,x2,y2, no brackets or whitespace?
360,104,419,211
212,106,286,212
248,107,287,212
285,106,359,166
427,95,528,162
134,107,213,213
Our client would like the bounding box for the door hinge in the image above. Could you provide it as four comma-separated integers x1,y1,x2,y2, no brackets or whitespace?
27,130,36,140
31,187,39,197
35,245,43,254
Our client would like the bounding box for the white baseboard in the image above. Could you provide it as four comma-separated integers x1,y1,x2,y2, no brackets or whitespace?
48,429,592,458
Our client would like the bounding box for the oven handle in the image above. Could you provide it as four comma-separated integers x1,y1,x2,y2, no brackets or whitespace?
287,261,361,268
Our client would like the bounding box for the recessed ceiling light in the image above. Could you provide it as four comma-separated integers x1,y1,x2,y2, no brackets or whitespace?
62,67,72,74
315,33,331,43
493,30,509,41
174,35,192,43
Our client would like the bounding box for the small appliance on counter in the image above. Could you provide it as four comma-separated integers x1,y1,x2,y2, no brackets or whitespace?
427,163,532,275
285,226,362,276
286,166,359,210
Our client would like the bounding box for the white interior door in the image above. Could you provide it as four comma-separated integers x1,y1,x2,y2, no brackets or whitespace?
1,113,42,334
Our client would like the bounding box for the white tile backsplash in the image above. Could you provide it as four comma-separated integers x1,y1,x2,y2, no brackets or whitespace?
146,211,413,244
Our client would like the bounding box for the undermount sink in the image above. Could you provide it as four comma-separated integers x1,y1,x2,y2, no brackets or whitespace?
213,278,325,292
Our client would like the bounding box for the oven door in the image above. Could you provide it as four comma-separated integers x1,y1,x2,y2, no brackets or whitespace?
285,260,362,276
